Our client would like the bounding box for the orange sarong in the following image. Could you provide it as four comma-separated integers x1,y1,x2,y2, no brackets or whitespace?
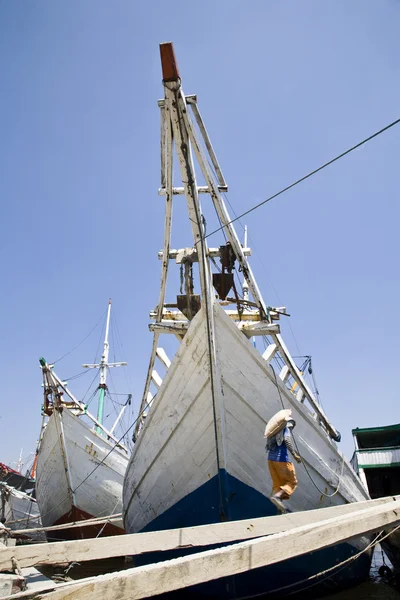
268,460,298,499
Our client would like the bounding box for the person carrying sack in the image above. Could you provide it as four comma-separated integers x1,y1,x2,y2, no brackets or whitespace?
264,410,301,511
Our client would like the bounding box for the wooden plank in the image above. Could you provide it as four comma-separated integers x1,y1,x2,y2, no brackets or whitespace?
262,344,277,363
0,497,396,573
158,248,251,260
151,310,260,322
149,322,189,334
158,186,228,195
134,98,174,441
14,515,122,536
279,365,290,382
151,370,162,389
159,42,180,82
238,322,280,336
27,498,400,600
156,348,171,369
189,102,227,187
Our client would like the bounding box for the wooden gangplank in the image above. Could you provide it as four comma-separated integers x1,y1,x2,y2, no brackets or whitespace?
1,496,399,600
0,496,396,572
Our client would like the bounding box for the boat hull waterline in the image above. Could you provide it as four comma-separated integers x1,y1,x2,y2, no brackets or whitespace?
123,303,371,597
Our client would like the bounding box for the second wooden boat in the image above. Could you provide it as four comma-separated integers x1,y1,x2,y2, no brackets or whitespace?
0,482,45,542
35,301,130,541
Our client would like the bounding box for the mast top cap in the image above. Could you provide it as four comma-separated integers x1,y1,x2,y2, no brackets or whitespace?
160,42,180,82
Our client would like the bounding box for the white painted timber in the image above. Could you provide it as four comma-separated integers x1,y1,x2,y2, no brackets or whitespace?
151,310,260,322
25,499,400,600
261,344,277,363
237,322,280,336
155,348,171,369
0,497,395,572
148,322,189,334
36,409,128,535
151,370,162,389
15,514,121,536
134,100,174,441
189,101,227,187
158,185,227,195
279,365,290,382
158,248,251,260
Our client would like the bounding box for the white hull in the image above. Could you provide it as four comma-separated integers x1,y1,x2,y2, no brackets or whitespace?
0,483,45,542
124,302,369,533
36,408,128,540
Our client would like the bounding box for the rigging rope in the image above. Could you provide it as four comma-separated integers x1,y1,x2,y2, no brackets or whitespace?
262,525,400,597
204,116,400,240
52,308,107,365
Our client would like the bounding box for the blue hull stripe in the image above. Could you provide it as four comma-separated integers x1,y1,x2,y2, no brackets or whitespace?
135,469,371,598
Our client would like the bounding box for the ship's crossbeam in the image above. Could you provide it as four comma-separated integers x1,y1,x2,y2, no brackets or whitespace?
158,247,252,263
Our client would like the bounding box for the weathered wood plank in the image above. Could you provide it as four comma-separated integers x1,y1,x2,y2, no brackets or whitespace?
27,498,400,600
0,497,396,572
148,322,189,334
14,515,121,536
155,348,171,369
151,370,162,389
279,365,290,382
238,322,280,336
262,344,277,363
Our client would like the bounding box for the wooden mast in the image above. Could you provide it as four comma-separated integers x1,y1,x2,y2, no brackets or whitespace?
82,300,127,434
134,42,341,443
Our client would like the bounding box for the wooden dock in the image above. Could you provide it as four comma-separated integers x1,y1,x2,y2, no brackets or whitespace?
1,496,399,599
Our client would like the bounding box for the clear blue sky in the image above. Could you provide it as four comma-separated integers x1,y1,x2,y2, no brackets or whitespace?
1,1,399,467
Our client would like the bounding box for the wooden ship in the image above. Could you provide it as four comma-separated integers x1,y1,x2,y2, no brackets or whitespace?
35,300,130,541
122,43,372,598
0,462,44,542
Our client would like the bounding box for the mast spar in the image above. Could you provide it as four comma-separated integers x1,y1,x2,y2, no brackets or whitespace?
82,299,127,433
134,42,341,443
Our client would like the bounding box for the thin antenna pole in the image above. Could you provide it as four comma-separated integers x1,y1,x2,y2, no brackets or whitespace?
82,300,127,435
97,299,112,429
17,448,23,473
243,226,249,302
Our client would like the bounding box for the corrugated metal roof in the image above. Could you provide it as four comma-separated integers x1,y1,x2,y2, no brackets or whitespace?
352,424,400,435
356,447,400,468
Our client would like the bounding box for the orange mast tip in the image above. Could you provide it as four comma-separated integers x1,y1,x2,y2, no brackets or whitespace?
160,42,180,81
